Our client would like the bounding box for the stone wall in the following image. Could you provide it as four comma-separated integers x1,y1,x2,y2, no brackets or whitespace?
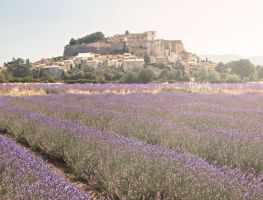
109,31,156,43
64,42,125,57
147,40,184,58
128,47,148,58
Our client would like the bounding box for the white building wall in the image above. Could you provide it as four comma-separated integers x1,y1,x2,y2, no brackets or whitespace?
123,59,145,71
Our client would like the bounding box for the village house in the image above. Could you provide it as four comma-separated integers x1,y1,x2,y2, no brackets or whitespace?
33,58,74,71
33,65,65,77
123,59,144,71
33,58,75,77
74,53,98,69
74,52,145,71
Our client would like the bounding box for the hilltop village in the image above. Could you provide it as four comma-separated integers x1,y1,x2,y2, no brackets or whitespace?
32,31,215,77
4,31,259,83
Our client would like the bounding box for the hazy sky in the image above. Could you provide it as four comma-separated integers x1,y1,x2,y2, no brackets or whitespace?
1,0,263,65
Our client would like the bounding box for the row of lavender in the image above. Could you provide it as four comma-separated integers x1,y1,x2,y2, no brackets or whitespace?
6,92,263,173
0,92,262,199
0,135,91,200
1,83,263,93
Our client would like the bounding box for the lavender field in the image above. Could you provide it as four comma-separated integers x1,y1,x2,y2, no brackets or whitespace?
0,83,263,199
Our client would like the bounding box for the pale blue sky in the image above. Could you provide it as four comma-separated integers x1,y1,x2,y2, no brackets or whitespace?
1,0,263,64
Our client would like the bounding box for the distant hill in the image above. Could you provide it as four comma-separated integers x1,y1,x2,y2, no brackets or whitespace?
200,54,263,66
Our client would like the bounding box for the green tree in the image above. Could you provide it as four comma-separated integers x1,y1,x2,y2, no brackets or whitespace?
144,54,151,65
138,69,156,83
193,67,208,82
69,38,77,45
0,70,11,82
153,63,166,69
158,69,170,81
84,72,96,80
0,73,5,83
40,69,50,78
70,71,85,80
4,58,32,78
124,71,138,83
215,62,229,73
256,66,263,80
32,68,41,79
224,73,241,83
228,59,255,79
208,70,221,83
77,32,105,44
174,61,187,81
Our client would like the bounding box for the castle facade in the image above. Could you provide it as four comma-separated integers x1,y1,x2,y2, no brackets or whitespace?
64,31,198,64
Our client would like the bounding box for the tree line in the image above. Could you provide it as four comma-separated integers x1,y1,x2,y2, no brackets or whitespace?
1,58,263,84
69,32,105,46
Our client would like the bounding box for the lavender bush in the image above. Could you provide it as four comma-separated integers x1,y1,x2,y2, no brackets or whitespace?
0,135,91,199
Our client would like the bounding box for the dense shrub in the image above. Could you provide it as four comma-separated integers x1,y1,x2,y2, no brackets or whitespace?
70,32,105,45
138,69,156,83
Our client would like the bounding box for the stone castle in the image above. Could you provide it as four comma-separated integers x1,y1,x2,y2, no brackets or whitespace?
31,31,215,77
64,31,199,64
